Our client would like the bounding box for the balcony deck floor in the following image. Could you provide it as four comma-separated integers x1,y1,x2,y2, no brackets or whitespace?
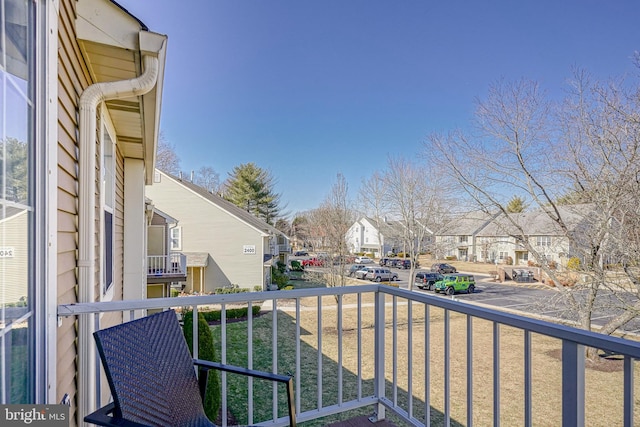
327,415,398,427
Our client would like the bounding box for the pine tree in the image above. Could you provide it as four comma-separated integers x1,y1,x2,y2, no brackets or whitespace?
223,163,282,224
506,195,526,213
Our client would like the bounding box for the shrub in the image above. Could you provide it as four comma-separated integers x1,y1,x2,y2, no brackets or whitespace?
253,285,263,292
272,267,289,289
214,284,250,294
506,256,513,266
182,311,220,422
276,260,287,273
197,306,261,323
567,257,581,270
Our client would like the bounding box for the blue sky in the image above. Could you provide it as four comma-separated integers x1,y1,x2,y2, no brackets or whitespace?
119,0,640,215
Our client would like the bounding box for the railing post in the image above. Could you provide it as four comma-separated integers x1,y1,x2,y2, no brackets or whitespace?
562,341,585,427
374,289,386,421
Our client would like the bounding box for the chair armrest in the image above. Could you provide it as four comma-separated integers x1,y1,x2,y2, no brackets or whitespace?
193,359,291,383
84,402,151,427
193,359,296,426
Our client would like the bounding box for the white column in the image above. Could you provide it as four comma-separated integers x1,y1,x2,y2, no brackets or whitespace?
123,159,146,302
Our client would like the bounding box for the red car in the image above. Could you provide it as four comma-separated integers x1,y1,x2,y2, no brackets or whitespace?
302,258,325,267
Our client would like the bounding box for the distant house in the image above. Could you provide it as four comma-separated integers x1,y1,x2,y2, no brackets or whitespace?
346,217,401,257
346,216,433,257
146,203,187,298
434,211,499,261
0,208,28,305
146,170,290,292
474,205,593,266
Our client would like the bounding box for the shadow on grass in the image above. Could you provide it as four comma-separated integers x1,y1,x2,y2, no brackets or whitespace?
211,309,463,427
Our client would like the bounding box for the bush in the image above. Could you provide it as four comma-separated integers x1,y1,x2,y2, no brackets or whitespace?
214,284,250,294
182,311,220,422
271,267,289,289
506,256,513,266
197,306,261,323
567,257,581,270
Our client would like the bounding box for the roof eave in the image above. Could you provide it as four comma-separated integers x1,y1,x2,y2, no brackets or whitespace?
76,0,167,185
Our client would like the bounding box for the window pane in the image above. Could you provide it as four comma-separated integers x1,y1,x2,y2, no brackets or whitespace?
1,0,34,404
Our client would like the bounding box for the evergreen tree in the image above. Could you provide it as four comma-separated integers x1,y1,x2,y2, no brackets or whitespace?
223,163,282,224
506,195,526,213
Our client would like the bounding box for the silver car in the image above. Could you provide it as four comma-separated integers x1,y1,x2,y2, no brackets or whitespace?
365,268,398,282
355,266,375,280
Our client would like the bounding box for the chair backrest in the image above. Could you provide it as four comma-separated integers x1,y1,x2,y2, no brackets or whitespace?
93,309,214,427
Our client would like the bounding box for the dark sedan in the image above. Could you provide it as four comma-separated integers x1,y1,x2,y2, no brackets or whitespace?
430,263,457,274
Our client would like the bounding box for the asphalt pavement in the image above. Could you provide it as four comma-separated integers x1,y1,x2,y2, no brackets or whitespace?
361,267,640,335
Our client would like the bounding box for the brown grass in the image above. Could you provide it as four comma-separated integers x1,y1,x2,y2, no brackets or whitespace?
213,296,639,427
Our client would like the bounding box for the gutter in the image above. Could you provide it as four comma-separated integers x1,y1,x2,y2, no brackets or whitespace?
77,43,162,423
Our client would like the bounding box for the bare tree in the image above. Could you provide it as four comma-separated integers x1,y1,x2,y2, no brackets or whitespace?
426,73,640,343
379,157,445,290
306,174,355,297
155,133,181,174
358,171,391,257
192,166,220,194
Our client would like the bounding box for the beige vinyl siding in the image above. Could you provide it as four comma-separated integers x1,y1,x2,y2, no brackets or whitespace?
56,0,86,421
146,176,266,291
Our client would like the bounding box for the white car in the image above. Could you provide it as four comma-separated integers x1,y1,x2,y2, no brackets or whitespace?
354,256,373,264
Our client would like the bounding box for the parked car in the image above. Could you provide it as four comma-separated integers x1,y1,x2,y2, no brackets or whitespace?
302,257,325,267
355,266,376,280
414,271,443,290
431,263,457,274
379,257,392,266
434,273,476,295
293,250,309,257
365,268,398,282
387,258,399,268
396,259,418,269
354,256,374,264
347,264,370,277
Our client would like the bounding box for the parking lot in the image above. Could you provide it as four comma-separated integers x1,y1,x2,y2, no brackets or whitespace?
346,265,640,336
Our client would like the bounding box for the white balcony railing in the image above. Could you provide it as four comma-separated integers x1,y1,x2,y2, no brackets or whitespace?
58,285,640,427
147,252,187,277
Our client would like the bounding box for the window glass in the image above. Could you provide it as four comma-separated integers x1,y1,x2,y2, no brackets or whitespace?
0,0,35,404
170,227,181,251
102,129,115,293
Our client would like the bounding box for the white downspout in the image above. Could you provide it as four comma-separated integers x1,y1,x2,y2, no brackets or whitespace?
77,53,160,423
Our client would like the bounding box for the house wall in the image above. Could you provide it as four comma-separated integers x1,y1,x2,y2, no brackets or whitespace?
56,0,86,418
146,175,266,291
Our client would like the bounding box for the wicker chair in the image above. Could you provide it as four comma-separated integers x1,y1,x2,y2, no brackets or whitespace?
85,309,296,427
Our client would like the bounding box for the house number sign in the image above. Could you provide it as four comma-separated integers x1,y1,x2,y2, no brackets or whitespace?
243,245,256,255
0,247,15,258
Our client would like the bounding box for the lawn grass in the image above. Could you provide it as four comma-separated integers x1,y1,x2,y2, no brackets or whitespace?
210,297,640,426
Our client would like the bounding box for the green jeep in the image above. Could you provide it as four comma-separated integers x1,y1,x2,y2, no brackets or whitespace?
434,273,476,295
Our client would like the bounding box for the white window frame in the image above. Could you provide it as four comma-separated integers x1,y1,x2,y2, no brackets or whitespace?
536,236,551,247
170,226,182,251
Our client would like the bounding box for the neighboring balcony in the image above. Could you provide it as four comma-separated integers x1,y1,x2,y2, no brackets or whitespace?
58,285,640,427
146,252,187,283
278,244,291,254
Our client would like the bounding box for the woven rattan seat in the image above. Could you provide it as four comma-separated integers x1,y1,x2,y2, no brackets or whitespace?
85,309,296,427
